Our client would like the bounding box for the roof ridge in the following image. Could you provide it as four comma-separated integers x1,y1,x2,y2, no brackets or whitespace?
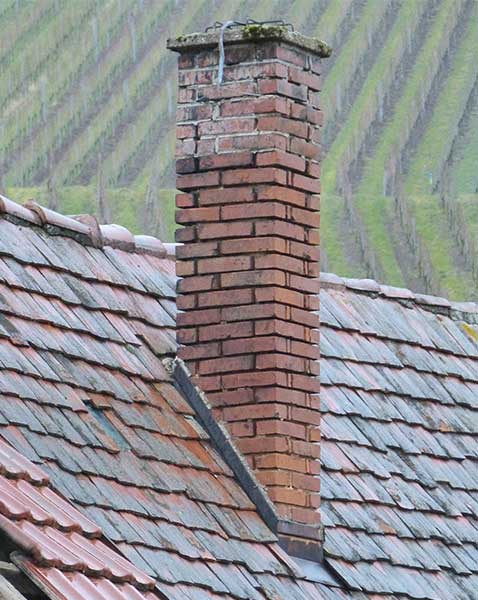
0,193,177,259
321,271,478,315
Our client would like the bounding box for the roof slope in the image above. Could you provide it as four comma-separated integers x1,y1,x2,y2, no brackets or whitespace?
0,199,347,600
321,274,478,598
0,437,157,600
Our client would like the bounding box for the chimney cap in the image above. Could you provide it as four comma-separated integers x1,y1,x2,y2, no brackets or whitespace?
167,24,332,58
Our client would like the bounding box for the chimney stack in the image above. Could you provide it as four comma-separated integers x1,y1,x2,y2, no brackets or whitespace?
168,24,330,558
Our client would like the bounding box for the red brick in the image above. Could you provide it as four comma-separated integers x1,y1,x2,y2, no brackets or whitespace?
175,260,195,277
197,255,251,274
176,124,196,139
221,96,289,117
256,149,306,172
268,487,307,507
176,241,218,259
198,321,254,342
254,252,308,275
292,439,320,458
220,269,286,289
218,132,287,152
255,286,305,308
176,138,196,157
197,288,254,308
275,45,308,68
176,294,197,310
198,117,256,136
223,403,288,422
177,171,220,190
291,406,321,426
197,221,253,240
236,435,288,455
256,353,306,374
177,104,213,122
254,318,308,342
199,151,253,171
176,193,195,208
221,61,288,82
254,219,306,243
257,115,308,139
290,473,320,492
208,388,255,407
288,66,321,90
221,202,286,222
258,78,307,102
307,161,321,178
172,32,324,531
176,328,197,344
256,469,291,487
291,172,320,194
222,167,287,187
198,354,254,375
254,387,310,408
255,452,306,472
256,420,306,439
178,342,221,361
290,137,320,160
221,236,287,256
222,370,287,390
177,308,220,326
198,187,254,206
290,506,320,525
229,421,255,437
221,302,286,323
176,206,220,224
256,184,307,208
223,336,285,356
197,81,256,100
176,274,217,293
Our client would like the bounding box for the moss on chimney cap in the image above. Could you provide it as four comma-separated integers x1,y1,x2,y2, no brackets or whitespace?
167,25,332,58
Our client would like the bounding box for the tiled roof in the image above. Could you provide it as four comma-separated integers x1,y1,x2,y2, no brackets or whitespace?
0,197,347,599
0,437,157,599
321,273,478,599
3,195,478,599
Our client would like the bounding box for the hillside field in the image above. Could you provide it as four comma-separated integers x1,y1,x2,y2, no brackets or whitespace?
2,0,478,299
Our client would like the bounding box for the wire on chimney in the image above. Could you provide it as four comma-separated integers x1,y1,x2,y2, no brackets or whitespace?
217,21,235,85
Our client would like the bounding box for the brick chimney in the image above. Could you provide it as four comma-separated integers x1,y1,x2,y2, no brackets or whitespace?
168,24,330,559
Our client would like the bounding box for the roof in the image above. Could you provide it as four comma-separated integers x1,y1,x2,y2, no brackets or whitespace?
0,196,347,599
321,274,478,598
1,196,478,599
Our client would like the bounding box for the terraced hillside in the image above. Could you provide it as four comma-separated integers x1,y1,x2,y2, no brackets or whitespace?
3,0,478,299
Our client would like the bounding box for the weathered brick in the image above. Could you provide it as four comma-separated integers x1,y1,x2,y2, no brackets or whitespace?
176,206,220,224
199,151,253,171
198,187,254,206
257,115,309,139
197,255,252,274
218,132,288,152
256,149,306,172
171,30,325,533
177,171,220,190
198,117,256,136
221,96,289,117
221,166,287,187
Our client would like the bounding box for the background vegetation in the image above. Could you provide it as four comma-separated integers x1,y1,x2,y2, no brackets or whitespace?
3,0,478,299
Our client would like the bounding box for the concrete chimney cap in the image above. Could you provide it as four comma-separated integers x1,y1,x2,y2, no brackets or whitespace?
167,25,332,58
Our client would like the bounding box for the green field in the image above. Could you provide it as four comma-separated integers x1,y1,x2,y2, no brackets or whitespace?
3,0,478,299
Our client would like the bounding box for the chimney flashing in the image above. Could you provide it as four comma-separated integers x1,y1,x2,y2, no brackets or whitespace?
167,26,331,58
173,358,324,560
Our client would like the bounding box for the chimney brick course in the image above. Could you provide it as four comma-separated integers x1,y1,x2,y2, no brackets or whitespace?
169,26,329,550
